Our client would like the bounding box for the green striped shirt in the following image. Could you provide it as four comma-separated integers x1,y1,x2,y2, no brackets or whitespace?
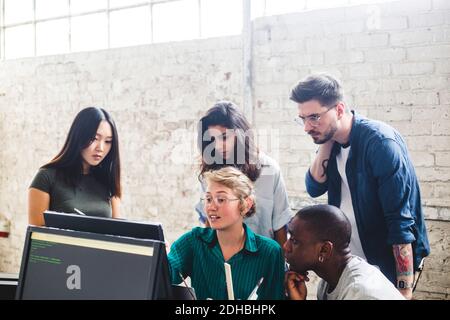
168,223,286,300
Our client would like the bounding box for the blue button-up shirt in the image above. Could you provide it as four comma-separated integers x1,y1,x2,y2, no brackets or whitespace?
305,111,430,283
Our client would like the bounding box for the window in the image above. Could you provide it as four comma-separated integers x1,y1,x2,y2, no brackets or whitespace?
36,19,70,56
201,0,242,38
4,25,34,59
0,0,398,60
70,0,107,15
4,0,33,25
260,0,306,17
153,0,199,43
36,0,69,20
110,0,147,9
110,7,151,48
71,13,108,52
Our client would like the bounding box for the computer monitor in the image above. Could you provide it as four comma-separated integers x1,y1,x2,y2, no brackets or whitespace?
16,226,171,300
44,211,165,242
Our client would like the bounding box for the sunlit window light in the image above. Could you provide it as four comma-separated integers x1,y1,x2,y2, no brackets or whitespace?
0,0,398,60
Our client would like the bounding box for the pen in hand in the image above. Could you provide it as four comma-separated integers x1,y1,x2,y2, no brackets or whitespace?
179,272,196,300
247,277,264,300
74,208,86,215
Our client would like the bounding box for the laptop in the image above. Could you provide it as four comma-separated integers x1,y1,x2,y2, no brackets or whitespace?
43,210,165,241
0,273,18,300
171,284,197,300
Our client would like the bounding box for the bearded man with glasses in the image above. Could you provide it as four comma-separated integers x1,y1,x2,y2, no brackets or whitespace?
289,73,430,300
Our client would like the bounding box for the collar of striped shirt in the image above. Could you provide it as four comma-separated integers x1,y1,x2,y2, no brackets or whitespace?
197,223,259,255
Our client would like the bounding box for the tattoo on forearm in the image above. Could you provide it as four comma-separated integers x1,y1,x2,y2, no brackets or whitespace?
393,244,413,276
320,159,329,178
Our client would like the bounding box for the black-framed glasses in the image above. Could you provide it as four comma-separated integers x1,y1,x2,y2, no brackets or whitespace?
294,105,336,127
200,196,240,207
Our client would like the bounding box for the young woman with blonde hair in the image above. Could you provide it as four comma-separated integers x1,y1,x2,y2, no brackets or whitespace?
168,166,285,300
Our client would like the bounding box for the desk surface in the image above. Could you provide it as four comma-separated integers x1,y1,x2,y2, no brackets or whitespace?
0,273,18,281
0,274,17,300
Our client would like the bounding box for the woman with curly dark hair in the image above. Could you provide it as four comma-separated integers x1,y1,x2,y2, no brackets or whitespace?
196,101,292,246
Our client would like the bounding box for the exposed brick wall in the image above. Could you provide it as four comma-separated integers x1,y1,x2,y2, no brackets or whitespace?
252,0,450,214
0,37,243,272
0,0,448,299
414,220,450,299
252,0,450,299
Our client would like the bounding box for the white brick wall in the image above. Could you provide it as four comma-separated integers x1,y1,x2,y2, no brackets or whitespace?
407,45,450,60
0,37,243,273
253,0,450,299
436,152,450,166
346,33,389,48
0,0,449,299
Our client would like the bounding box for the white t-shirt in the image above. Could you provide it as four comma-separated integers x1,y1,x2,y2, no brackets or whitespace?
336,146,367,261
317,256,405,300
195,153,293,239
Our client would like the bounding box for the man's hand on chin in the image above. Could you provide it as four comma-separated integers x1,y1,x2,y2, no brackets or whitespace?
285,271,309,300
